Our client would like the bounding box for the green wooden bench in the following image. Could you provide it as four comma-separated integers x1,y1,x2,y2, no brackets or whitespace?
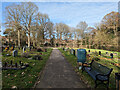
82,60,113,88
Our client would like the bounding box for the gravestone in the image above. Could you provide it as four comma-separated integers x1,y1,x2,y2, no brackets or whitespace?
15,63,17,67
77,49,86,63
88,50,90,52
110,53,113,58
10,60,13,66
23,47,26,53
99,51,101,56
4,62,7,67
19,61,22,65
13,50,18,57
106,52,108,55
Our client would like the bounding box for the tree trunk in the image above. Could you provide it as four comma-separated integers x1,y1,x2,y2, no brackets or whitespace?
18,30,20,47
28,30,30,47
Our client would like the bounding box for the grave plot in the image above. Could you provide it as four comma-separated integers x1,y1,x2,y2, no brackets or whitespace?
2,48,52,88
2,61,29,70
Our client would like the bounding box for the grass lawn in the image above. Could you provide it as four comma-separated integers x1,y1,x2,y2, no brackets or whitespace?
2,48,52,89
59,48,120,88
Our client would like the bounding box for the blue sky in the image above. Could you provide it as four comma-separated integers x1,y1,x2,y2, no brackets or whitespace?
1,2,118,35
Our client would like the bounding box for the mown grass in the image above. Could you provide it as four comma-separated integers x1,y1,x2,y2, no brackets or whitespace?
59,48,120,89
2,48,52,89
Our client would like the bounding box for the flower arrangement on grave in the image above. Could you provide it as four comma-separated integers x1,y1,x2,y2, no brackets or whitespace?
11,46,14,51
5,47,7,50
40,53,42,55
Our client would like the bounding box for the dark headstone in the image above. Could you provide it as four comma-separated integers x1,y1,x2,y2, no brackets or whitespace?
15,63,17,67
110,53,113,58
88,50,90,52
99,51,101,56
23,47,26,53
21,63,23,66
106,52,108,54
19,61,22,65
10,60,13,65
4,62,7,67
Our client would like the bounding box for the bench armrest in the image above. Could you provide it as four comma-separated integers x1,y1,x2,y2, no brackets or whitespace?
82,60,94,67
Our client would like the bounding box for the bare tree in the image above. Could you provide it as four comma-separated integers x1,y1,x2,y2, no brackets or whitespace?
20,2,38,47
5,4,22,47
35,12,50,45
76,21,88,47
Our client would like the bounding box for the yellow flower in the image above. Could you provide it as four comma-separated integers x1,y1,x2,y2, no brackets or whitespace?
25,51,26,53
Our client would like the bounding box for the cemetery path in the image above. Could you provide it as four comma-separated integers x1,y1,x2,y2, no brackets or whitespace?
35,48,86,88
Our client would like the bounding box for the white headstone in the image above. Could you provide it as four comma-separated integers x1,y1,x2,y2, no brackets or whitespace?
13,50,18,57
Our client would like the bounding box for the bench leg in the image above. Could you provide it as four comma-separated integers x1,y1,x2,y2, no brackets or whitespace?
82,66,84,73
95,80,97,88
106,81,109,90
